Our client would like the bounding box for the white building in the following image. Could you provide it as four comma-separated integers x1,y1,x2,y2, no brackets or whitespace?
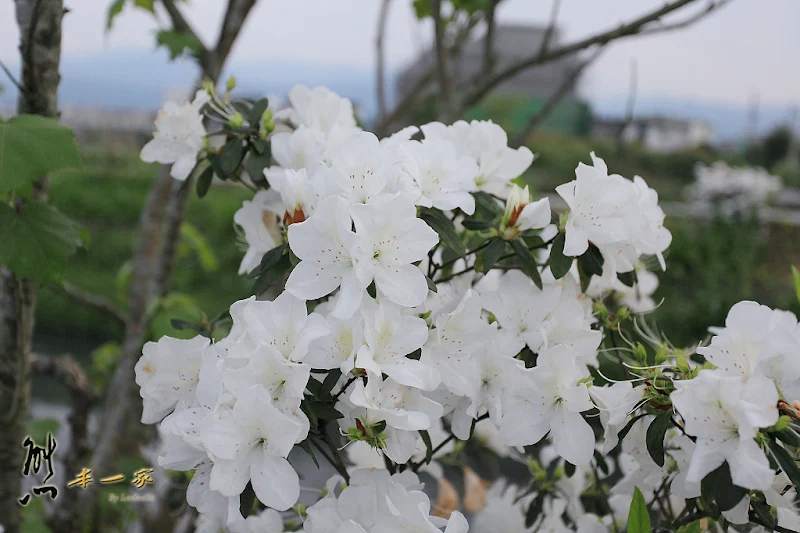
622,116,714,153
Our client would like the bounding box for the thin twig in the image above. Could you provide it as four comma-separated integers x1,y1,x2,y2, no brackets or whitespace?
334,375,359,400
375,0,392,123
430,0,454,122
539,0,562,56
0,59,23,92
481,0,497,74
55,282,129,325
512,45,605,147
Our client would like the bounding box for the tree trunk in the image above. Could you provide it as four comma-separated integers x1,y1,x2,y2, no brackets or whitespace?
0,2,63,532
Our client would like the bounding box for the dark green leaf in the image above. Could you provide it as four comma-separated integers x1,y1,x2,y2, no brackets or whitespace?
701,462,747,512
251,138,269,156
133,0,155,12
300,399,319,428
461,218,494,231
420,208,466,258
156,29,202,60
299,440,320,469
525,493,545,528
169,319,203,332
626,487,650,533
593,449,609,475
580,243,605,277
548,232,572,280
645,412,672,467
248,243,288,279
679,521,702,533
320,369,342,399
307,401,344,421
775,428,800,447
248,98,270,126
412,0,432,18
618,270,637,288
419,430,433,465
218,139,245,177
0,200,84,282
564,461,576,478
425,274,438,293
305,379,322,398
244,147,271,184
480,238,506,274
769,440,800,488
195,165,214,198
240,482,256,518
0,115,82,193
510,238,542,289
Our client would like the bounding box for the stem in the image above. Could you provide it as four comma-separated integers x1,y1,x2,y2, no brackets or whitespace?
319,424,350,484
410,413,488,472
334,376,359,400
607,328,631,379
310,437,348,483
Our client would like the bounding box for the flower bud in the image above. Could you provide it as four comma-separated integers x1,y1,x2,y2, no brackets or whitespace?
225,75,237,92
229,112,244,128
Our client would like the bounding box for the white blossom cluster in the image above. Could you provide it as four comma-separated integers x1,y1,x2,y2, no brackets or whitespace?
136,84,800,533
687,161,783,216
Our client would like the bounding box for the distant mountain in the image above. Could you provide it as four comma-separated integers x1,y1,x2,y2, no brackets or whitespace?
1,49,794,142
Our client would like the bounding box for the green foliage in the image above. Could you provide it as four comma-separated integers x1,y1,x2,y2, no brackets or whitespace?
0,200,85,282
793,265,800,303
27,417,60,445
645,412,672,467
420,207,467,258
106,0,155,30
179,222,219,272
626,487,650,533
156,29,203,60
0,115,82,193
548,232,572,280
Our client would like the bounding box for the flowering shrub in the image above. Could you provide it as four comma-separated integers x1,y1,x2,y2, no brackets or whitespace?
136,82,800,533
687,162,783,216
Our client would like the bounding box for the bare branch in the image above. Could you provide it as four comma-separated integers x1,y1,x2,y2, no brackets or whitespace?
375,0,392,123
461,0,714,110
55,282,128,325
208,0,258,81
511,45,605,148
481,0,497,74
430,0,454,122
160,0,210,67
616,57,639,149
30,352,96,533
0,59,23,92
539,0,562,56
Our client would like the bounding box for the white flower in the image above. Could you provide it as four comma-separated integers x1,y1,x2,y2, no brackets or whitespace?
229,509,285,533
697,300,782,379
501,184,551,238
585,262,659,313
286,195,362,318
422,120,534,196
353,297,438,389
631,176,672,270
555,152,634,257
265,167,325,225
481,271,601,358
323,131,397,205
347,375,444,463
589,382,645,453
280,84,358,138
200,385,303,511
350,193,439,308
135,335,211,423
500,344,595,465
471,482,533,533
420,289,491,397
265,126,327,183
671,369,778,490
233,189,282,275
236,292,330,362
140,89,210,180
399,137,478,214
305,298,365,371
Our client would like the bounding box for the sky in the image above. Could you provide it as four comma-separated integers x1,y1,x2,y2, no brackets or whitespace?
1,0,799,133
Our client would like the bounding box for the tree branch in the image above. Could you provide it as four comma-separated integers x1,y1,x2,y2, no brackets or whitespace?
30,353,96,533
539,0,562,56
55,282,128,325
430,0,454,122
481,0,497,75
512,45,604,147
0,59,23,93
207,0,258,81
461,0,715,110
375,0,392,124
161,0,210,67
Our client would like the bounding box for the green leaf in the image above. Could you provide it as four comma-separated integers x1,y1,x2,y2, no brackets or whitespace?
412,0,432,18
461,218,494,231
564,461,576,477
218,139,245,177
479,238,506,274
580,243,605,277
180,222,218,272
320,369,342,399
248,98,270,126
248,243,288,279
425,274,438,293
195,165,214,198
244,146,271,184
156,29,202,60
0,200,84,282
0,115,82,193
792,265,800,304
645,412,672,467
548,232,572,280
769,440,800,488
306,400,343,421
106,0,126,30
618,270,637,288
419,429,433,465
133,0,155,12
510,238,542,289
679,520,702,533
28,418,60,446
240,482,256,518
420,208,466,258
525,493,545,528
701,462,747,512
626,487,650,533
299,440,320,469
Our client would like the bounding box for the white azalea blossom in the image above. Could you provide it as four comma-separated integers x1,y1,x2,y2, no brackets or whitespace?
140,89,209,180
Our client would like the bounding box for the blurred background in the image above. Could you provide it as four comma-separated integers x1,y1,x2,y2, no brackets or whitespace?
1,0,799,530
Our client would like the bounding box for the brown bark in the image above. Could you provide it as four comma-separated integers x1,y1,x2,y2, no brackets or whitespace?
0,1,63,532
